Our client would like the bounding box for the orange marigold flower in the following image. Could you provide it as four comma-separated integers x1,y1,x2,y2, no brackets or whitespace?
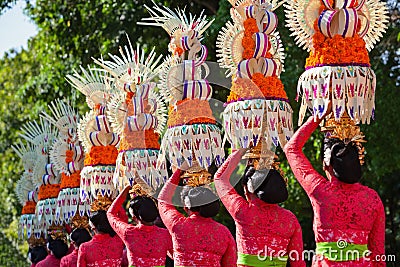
84,145,118,166
38,184,60,200
60,172,81,189
22,201,36,215
167,99,216,127
120,129,160,151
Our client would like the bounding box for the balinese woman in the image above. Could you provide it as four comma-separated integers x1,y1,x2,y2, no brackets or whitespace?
214,148,305,267
107,185,173,266
60,228,92,267
284,115,385,266
36,236,69,267
158,169,237,266
77,210,124,267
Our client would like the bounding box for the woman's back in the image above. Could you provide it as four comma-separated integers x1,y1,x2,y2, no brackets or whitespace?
124,224,172,266
234,198,301,255
312,178,384,245
169,213,236,266
78,233,124,267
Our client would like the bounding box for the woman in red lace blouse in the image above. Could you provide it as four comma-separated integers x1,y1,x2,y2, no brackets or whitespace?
36,237,69,267
214,149,305,267
77,210,124,267
284,115,385,266
107,186,173,266
158,169,237,266
60,228,92,267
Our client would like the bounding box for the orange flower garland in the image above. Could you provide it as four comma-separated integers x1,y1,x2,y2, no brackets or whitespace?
251,73,287,99
65,149,74,163
22,201,36,214
119,129,161,151
306,0,369,68
227,75,287,103
60,171,81,189
38,184,60,200
242,18,258,59
167,99,216,127
84,145,118,166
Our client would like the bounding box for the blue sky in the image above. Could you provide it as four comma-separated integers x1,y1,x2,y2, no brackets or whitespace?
0,1,38,57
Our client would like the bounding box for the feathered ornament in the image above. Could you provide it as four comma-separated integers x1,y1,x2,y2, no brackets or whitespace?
67,67,119,206
19,118,61,237
217,0,293,168
94,39,168,195
141,3,225,183
42,99,90,224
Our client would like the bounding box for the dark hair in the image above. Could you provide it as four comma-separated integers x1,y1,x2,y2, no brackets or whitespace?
242,167,288,204
181,186,220,218
30,246,48,263
47,238,68,259
129,196,159,223
323,137,362,183
90,210,117,237
70,228,92,247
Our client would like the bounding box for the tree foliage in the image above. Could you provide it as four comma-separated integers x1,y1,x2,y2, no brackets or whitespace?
0,0,399,266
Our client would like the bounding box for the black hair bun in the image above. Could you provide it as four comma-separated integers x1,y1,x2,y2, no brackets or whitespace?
70,228,92,247
129,196,159,223
255,169,288,204
48,239,68,259
90,210,117,237
331,142,362,184
183,187,220,218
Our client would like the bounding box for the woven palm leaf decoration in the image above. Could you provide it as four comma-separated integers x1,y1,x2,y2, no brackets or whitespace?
284,0,389,161
13,141,39,239
217,0,293,169
41,99,90,224
19,118,61,237
67,67,120,206
140,3,225,185
94,38,168,196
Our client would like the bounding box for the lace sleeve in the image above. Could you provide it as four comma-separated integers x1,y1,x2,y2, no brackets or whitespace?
221,230,238,267
369,196,386,267
284,116,327,195
107,188,130,240
214,150,248,218
158,169,184,232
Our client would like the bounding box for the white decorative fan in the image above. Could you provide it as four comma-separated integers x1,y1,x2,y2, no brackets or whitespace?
66,67,114,109
216,20,244,77
139,1,214,39
93,37,163,89
284,0,389,51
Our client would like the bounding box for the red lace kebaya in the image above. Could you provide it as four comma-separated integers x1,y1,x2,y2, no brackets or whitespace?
214,150,305,267
284,116,385,266
158,170,238,266
107,188,173,267
77,232,124,267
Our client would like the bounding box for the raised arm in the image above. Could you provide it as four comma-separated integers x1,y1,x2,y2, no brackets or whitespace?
221,230,238,267
158,169,184,232
214,149,248,218
287,220,306,267
107,186,130,240
283,116,326,195
368,197,386,267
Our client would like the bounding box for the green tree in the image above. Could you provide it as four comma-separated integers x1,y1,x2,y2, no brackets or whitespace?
0,0,399,266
